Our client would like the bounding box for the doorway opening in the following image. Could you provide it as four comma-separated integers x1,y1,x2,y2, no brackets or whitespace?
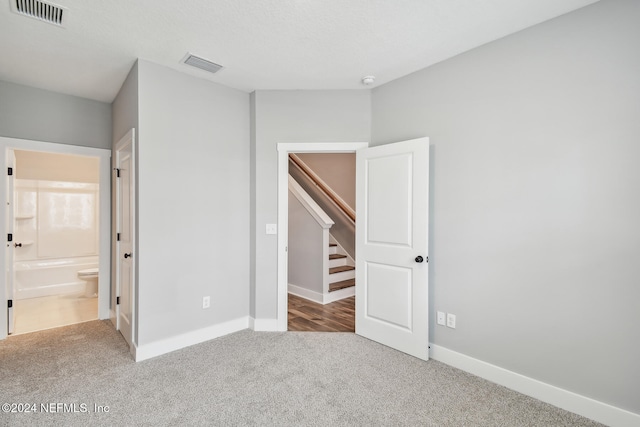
278,138,431,360
287,152,357,332
11,150,100,335
276,142,368,332
1,137,111,341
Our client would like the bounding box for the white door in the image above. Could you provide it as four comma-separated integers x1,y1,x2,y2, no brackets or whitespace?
355,137,430,360
115,130,135,348
5,149,16,334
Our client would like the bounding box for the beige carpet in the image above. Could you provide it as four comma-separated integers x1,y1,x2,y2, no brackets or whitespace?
0,320,602,426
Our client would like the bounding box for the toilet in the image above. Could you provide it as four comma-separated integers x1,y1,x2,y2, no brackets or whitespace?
77,268,99,297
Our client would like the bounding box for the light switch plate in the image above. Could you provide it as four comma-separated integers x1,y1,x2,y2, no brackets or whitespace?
266,224,277,235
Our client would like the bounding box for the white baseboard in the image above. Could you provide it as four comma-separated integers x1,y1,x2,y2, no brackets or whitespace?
289,283,354,305
323,285,355,304
429,344,640,427
249,317,280,331
288,284,323,304
134,317,249,362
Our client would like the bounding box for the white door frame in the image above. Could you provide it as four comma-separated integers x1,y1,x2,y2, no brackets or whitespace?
0,136,111,340
276,142,368,331
114,129,136,349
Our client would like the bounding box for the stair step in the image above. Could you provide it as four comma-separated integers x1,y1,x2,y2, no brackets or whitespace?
329,278,355,292
329,265,355,274
329,254,347,260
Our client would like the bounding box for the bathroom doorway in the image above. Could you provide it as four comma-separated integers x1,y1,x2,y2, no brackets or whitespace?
10,150,100,335
1,137,111,340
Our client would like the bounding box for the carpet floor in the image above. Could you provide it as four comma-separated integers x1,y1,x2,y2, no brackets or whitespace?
0,320,602,426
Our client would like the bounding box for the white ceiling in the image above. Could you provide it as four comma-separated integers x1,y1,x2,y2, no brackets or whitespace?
0,0,599,103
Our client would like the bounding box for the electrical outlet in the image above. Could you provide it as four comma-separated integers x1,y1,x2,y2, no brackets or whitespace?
436,311,446,326
446,313,456,329
202,296,211,309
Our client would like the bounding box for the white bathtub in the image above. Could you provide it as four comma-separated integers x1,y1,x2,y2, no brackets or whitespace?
14,256,99,300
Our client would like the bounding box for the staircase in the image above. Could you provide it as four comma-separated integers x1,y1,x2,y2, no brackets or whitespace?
328,242,355,294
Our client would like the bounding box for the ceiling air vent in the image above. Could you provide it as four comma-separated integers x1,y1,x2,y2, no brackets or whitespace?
181,53,223,75
11,0,67,27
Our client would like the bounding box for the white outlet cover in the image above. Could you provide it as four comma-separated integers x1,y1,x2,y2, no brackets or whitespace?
437,311,446,326
446,313,456,329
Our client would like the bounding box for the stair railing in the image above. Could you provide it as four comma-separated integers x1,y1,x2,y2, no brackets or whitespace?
289,153,355,223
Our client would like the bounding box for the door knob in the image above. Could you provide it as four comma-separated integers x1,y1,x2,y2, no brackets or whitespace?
14,243,22,248
415,255,424,263
124,253,132,259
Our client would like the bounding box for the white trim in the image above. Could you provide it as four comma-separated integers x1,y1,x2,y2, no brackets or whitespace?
430,344,640,427
249,317,279,332
322,285,355,304
288,176,334,229
0,136,111,340
289,284,355,306
277,142,368,332
134,317,249,362
114,129,136,348
288,284,323,304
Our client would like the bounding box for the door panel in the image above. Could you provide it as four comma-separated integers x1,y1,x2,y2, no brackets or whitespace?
356,137,429,360
366,153,413,246
115,130,135,348
366,262,412,330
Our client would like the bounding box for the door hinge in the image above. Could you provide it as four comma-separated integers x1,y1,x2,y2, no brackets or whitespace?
7,167,13,176
8,299,12,308
116,296,120,305
116,233,120,241
7,233,12,242
114,168,120,178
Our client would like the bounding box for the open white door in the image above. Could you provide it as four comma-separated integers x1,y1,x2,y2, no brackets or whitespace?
355,137,429,360
5,149,16,335
115,130,135,348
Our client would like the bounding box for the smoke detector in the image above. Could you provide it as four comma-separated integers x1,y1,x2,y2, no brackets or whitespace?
361,76,376,86
10,0,67,27
181,53,223,75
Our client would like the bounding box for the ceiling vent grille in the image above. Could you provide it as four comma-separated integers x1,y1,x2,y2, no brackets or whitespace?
11,0,67,27
181,53,223,74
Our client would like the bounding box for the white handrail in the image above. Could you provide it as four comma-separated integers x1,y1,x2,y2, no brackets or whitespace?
288,175,334,229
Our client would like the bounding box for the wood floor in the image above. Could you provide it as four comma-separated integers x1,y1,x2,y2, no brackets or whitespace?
288,294,355,332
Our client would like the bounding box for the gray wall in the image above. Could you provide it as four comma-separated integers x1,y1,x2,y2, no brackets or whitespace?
136,60,250,345
251,90,370,320
0,80,111,148
289,161,356,259
111,62,139,337
288,190,324,294
372,0,640,414
112,62,139,146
